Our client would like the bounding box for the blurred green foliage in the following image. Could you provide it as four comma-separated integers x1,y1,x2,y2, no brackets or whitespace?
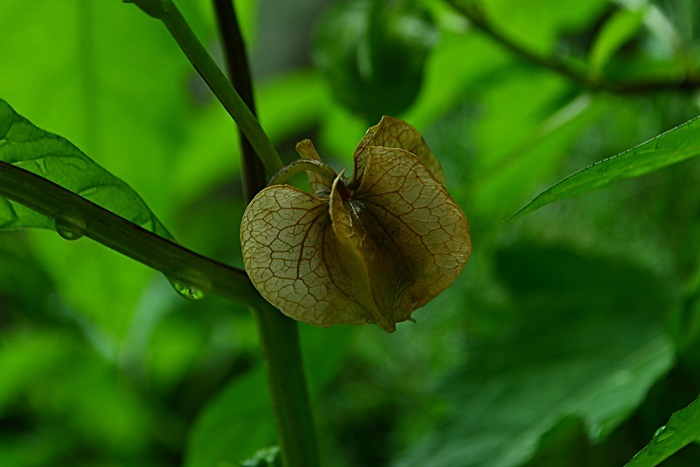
315,0,437,122
1,0,700,466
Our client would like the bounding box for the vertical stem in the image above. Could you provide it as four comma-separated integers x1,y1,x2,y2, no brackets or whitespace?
252,303,320,467
211,1,320,466
211,0,266,201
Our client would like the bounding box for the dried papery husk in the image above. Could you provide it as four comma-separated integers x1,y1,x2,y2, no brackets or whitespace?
241,117,471,332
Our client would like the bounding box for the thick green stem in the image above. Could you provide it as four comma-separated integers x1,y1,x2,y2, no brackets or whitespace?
0,161,263,308
131,0,283,176
251,303,320,467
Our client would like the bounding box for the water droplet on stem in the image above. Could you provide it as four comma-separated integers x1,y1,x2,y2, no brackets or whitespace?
166,270,212,301
54,213,87,240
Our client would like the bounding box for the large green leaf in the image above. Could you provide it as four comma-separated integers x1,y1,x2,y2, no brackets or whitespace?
0,0,199,337
393,245,676,467
625,394,700,467
0,97,263,311
0,98,172,238
510,115,700,220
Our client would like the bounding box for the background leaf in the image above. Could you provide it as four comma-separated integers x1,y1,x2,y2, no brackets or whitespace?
625,395,700,467
510,115,700,221
0,98,172,238
393,245,676,467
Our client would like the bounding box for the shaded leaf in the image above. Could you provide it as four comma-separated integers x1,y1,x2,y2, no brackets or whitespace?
625,394,700,467
186,367,275,467
393,245,676,467
510,115,700,221
0,329,150,457
0,98,172,239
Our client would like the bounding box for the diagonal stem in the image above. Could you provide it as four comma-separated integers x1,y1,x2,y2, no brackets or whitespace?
446,0,700,94
0,161,263,308
130,0,284,175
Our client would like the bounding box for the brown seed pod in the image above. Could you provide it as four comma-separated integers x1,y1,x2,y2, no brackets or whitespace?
241,117,471,332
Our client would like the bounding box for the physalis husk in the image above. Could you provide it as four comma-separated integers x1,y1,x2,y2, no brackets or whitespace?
241,117,471,332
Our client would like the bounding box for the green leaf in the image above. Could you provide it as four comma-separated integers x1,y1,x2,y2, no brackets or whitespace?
589,6,646,76
185,367,275,467
625,394,700,467
394,245,676,467
510,115,700,221
0,0,195,338
0,99,260,310
0,98,172,239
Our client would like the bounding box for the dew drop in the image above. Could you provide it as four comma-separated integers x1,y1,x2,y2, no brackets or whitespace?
170,281,207,300
652,425,670,443
54,213,87,241
654,425,674,442
166,270,212,301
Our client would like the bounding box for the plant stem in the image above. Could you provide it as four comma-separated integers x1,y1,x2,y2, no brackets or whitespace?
252,303,320,467
447,0,700,94
131,0,284,176
211,0,267,202
0,161,264,308
211,1,320,466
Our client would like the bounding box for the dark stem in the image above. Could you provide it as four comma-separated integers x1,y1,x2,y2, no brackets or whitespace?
447,0,700,94
211,1,320,466
212,0,267,201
